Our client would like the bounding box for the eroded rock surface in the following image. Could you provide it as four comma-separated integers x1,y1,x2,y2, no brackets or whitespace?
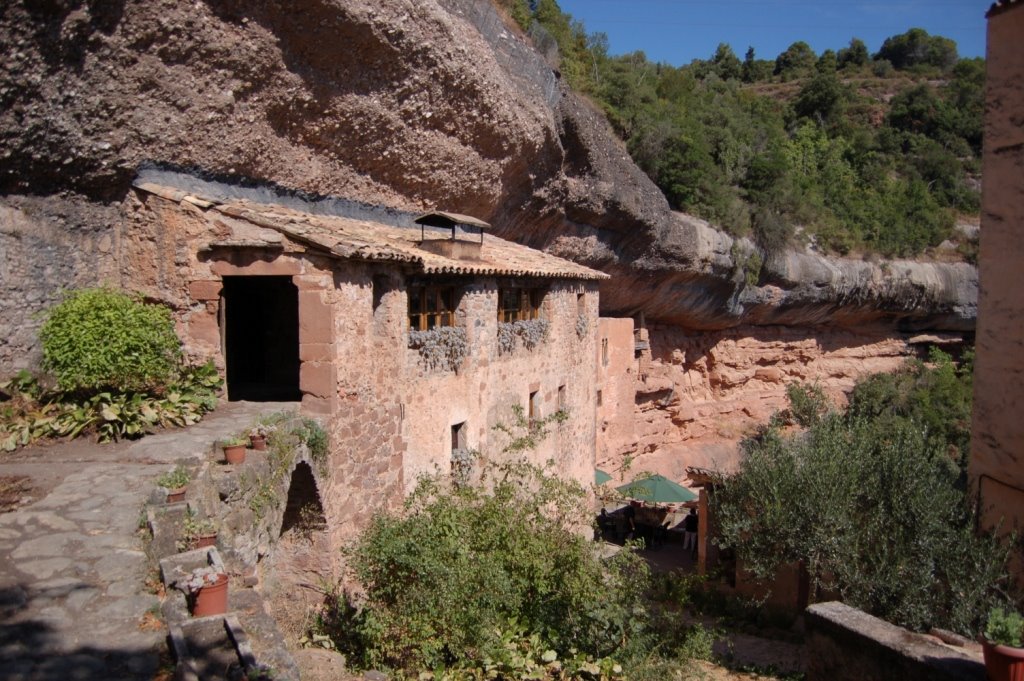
0,0,977,473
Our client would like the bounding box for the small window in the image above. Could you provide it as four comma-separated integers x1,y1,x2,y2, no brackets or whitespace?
451,421,467,452
576,292,586,315
601,337,609,366
498,288,543,323
528,390,540,425
409,286,456,330
557,385,566,410
596,389,603,407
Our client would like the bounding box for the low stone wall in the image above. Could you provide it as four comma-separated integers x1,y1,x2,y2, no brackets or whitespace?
805,602,984,681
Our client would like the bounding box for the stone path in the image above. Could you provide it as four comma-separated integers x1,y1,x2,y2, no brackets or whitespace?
0,402,286,681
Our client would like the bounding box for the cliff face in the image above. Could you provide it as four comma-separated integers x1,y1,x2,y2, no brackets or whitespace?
0,0,976,333
0,0,976,470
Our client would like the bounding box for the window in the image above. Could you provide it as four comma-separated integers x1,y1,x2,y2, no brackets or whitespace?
451,421,467,452
409,286,456,330
576,292,586,315
557,385,566,410
498,288,543,323
596,389,603,407
601,337,609,366
529,390,540,426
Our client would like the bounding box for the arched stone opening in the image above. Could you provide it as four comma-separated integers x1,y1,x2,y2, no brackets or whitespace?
279,461,326,538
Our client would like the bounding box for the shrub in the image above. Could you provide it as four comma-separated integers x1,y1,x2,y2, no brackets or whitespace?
40,288,182,395
330,462,650,674
0,361,221,448
713,352,1014,636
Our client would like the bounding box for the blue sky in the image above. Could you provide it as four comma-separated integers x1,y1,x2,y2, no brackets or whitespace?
553,0,991,66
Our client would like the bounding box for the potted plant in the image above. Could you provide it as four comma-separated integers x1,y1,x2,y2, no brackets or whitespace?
177,510,218,552
221,436,248,465
247,423,276,451
156,466,190,503
983,606,1024,681
183,565,229,617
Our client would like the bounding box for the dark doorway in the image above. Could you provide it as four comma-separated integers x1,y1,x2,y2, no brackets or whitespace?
223,276,301,401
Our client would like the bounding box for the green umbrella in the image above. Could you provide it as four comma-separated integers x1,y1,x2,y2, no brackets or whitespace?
595,468,612,485
616,474,697,504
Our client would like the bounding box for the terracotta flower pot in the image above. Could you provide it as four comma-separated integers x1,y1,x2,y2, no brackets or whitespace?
223,444,246,465
195,533,217,549
983,641,1024,681
166,486,187,503
249,436,267,451
189,574,229,617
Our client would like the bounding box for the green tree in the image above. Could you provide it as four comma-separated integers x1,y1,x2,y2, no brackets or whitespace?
876,28,959,71
741,46,773,82
712,42,742,80
793,71,847,123
713,358,1014,636
774,41,816,80
816,48,838,74
837,38,869,69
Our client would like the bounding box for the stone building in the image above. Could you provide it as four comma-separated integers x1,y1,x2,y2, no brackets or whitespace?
971,0,1024,578
122,177,608,547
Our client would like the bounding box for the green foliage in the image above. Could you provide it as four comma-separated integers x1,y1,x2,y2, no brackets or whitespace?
714,350,1015,636
516,1,980,259
156,466,190,490
847,347,974,472
295,418,328,463
492,404,569,456
837,39,869,69
0,361,221,448
176,508,217,552
329,462,650,675
40,288,182,395
785,382,830,427
875,28,958,72
986,608,1024,648
774,41,817,81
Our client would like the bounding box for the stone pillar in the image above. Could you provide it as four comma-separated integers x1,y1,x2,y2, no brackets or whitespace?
970,1,1024,583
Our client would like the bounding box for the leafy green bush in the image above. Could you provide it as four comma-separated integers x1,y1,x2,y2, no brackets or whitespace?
0,361,221,448
325,463,650,675
40,288,182,395
714,351,1014,636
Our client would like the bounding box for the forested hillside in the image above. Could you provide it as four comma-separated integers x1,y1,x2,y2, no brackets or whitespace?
498,0,983,260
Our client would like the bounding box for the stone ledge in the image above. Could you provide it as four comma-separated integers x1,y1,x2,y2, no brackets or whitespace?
805,601,984,681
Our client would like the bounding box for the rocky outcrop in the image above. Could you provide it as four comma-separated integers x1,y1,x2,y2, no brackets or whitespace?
0,0,977,344
599,325,962,478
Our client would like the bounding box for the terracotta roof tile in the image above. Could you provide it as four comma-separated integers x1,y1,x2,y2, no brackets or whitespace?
137,184,608,281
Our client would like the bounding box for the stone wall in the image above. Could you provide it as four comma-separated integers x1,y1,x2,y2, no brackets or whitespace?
121,189,601,552
0,196,119,375
970,1,1024,560
595,317,636,480
805,602,984,681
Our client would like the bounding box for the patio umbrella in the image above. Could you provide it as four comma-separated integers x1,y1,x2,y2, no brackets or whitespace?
595,468,612,485
616,474,697,504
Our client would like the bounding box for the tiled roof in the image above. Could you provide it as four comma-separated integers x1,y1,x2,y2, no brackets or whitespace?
135,182,608,281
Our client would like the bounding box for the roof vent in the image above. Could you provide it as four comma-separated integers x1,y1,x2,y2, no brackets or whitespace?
414,211,490,261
